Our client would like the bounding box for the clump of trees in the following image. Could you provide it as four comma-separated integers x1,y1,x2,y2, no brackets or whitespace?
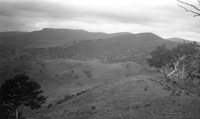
0,74,46,119
148,42,200,80
147,41,200,94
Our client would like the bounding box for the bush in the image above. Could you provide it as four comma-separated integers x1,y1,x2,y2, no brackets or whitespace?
83,70,92,78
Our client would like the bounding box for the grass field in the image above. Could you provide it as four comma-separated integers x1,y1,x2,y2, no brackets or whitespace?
1,59,200,119
26,74,200,119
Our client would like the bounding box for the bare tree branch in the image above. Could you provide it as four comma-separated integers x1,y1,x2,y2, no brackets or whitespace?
178,4,200,17
178,0,200,11
167,55,186,77
2,103,15,109
177,0,200,17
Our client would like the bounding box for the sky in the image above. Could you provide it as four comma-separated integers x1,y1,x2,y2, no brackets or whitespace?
0,0,199,41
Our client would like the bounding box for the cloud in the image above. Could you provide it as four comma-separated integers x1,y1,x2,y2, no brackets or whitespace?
0,0,159,24
0,0,199,41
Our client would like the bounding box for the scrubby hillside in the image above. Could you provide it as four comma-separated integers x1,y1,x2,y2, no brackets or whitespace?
0,28,179,63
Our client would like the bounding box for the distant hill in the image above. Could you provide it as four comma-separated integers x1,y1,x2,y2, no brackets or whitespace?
0,28,180,48
166,37,189,43
104,32,178,52
166,38,200,45
0,28,181,62
0,31,28,37
0,28,129,48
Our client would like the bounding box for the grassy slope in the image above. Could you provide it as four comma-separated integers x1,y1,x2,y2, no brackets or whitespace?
41,59,143,97
2,59,200,119
0,59,143,97
27,74,200,119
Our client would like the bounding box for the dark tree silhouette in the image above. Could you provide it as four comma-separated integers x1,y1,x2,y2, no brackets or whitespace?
0,74,46,119
177,0,200,17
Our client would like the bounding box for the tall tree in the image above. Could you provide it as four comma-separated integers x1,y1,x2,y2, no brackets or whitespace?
0,74,46,119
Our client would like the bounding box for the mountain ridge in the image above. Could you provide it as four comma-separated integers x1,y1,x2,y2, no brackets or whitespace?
0,28,132,48
166,37,189,43
0,28,182,48
0,28,180,62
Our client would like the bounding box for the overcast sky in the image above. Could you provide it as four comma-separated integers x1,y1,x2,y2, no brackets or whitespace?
0,0,199,41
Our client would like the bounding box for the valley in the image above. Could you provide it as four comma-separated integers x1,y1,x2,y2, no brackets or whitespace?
0,28,200,119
